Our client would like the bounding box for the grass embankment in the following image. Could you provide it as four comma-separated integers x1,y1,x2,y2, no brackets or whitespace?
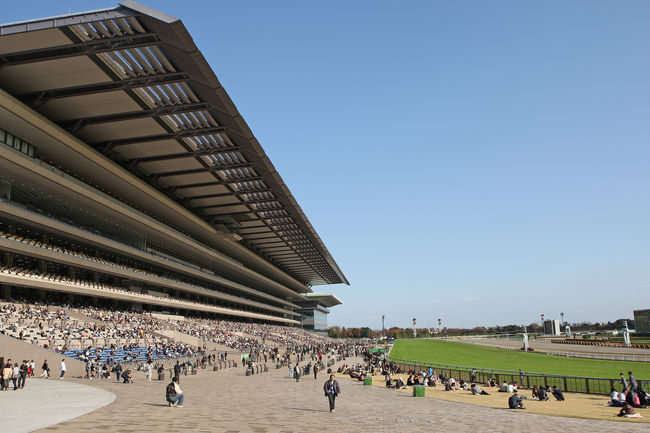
338,373,648,423
389,339,650,379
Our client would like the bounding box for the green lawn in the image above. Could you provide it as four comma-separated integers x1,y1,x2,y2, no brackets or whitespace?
389,339,650,379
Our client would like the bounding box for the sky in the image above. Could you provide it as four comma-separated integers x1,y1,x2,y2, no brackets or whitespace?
3,1,650,330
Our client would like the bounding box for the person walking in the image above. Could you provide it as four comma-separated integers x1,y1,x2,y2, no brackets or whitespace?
519,369,525,388
18,360,28,388
59,359,66,380
323,374,341,412
40,359,50,378
628,372,638,392
174,361,182,383
294,364,301,382
620,373,629,392
114,363,123,382
313,364,318,380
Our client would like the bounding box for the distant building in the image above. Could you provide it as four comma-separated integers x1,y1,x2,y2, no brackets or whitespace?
633,309,650,334
543,319,561,335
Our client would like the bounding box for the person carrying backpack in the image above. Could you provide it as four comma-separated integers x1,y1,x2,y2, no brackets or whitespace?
166,376,184,407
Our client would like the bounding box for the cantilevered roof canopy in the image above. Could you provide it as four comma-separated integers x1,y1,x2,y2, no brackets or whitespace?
301,293,343,308
0,1,348,287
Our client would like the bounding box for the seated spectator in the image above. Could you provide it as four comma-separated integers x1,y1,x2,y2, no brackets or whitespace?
508,390,525,409
617,403,636,417
394,378,406,389
537,386,549,401
531,385,539,400
499,381,509,392
406,375,414,386
166,376,184,407
385,374,394,388
609,388,625,407
551,386,565,401
626,390,642,408
471,383,489,395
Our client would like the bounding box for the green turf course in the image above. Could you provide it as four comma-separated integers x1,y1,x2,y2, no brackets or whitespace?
389,339,650,379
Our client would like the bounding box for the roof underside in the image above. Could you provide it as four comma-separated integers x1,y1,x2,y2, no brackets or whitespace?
302,292,342,308
0,1,348,287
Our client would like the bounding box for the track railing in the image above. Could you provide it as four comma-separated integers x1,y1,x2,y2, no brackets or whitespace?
385,356,647,395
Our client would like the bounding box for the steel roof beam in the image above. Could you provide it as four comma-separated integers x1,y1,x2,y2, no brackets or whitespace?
124,147,241,163
0,33,160,67
16,72,189,108
155,162,253,177
90,126,229,152
60,102,211,133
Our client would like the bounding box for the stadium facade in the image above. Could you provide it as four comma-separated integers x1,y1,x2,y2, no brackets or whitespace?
0,1,348,327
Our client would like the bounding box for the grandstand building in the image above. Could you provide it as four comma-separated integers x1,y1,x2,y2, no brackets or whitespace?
0,1,348,326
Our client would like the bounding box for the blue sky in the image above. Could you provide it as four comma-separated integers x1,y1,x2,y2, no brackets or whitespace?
3,1,650,329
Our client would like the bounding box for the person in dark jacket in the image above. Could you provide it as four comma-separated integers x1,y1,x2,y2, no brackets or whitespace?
174,361,182,382
551,386,565,401
114,363,122,382
166,376,184,407
508,390,525,409
323,375,341,412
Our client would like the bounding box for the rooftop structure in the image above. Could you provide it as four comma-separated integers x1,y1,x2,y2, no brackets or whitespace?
0,1,347,324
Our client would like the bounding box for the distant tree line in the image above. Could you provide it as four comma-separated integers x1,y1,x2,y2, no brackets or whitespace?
327,319,635,339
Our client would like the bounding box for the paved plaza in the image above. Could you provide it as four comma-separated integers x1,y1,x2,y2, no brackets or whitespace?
0,378,115,432
0,357,645,433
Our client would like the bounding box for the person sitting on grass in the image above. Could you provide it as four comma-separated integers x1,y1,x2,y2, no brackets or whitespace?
532,385,539,400
537,386,549,401
617,403,638,418
609,388,625,407
551,386,565,401
471,383,489,395
508,390,526,409
394,377,406,389
444,381,456,391
385,374,394,388
406,375,414,386
165,376,184,407
499,381,509,392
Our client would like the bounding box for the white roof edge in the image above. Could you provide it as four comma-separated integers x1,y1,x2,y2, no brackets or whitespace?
119,0,179,23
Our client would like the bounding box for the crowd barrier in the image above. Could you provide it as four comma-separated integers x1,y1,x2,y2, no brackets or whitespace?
386,357,648,395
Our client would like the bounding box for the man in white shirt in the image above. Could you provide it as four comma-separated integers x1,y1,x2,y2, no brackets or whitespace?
59,359,66,379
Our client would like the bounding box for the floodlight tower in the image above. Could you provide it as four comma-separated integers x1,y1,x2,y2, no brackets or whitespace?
413,318,417,338
438,318,442,334
560,312,564,325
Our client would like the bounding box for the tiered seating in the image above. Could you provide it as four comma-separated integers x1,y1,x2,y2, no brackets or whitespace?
0,264,280,321
0,230,278,313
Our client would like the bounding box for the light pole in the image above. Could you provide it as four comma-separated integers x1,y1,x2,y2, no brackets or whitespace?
541,314,545,335
413,318,417,338
560,312,564,325
382,315,385,338
438,318,442,334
